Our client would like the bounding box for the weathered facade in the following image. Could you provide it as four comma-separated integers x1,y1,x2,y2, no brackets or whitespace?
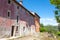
0,0,40,38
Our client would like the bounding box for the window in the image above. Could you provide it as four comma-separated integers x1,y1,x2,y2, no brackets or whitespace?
7,10,11,17
8,0,11,4
17,16,19,23
17,6,19,9
8,12,10,17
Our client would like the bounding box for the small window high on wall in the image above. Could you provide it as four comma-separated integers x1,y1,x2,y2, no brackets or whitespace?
17,6,19,9
7,10,11,17
8,0,11,4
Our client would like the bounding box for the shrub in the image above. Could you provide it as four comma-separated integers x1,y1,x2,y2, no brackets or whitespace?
40,27,46,32
57,31,60,36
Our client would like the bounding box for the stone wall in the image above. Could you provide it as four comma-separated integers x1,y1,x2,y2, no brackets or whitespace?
0,0,36,38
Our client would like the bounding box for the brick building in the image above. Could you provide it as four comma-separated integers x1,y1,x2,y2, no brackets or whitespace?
0,0,40,38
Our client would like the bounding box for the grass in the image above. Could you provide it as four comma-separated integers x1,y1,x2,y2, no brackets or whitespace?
57,36,60,40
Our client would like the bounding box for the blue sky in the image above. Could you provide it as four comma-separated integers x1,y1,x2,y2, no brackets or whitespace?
17,0,58,26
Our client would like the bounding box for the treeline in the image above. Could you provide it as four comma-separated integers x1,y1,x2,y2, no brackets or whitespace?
40,23,60,36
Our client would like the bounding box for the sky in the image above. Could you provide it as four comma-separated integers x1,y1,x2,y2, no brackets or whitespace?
17,0,58,26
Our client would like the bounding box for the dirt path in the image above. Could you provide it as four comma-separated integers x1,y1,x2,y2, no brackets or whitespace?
0,32,58,40
40,32,57,40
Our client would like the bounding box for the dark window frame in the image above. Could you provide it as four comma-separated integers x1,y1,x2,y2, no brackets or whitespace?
8,0,11,4
7,10,11,17
17,16,19,23
17,6,19,9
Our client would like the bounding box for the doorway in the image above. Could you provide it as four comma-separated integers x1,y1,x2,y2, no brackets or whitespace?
11,26,14,36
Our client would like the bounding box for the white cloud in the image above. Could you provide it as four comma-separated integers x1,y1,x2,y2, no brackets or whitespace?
40,18,58,26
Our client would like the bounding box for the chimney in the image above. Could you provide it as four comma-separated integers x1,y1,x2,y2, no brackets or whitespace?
20,0,23,5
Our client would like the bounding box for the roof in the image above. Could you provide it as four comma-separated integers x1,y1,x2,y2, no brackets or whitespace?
13,0,35,17
30,12,40,18
34,13,40,18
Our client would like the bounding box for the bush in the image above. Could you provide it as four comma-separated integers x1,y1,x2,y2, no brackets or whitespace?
40,27,46,32
57,32,60,36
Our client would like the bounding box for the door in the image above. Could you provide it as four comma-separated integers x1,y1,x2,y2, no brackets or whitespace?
11,26,14,36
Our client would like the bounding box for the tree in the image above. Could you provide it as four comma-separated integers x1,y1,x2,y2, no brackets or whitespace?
40,24,46,32
50,0,60,31
50,0,60,5
40,23,44,27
